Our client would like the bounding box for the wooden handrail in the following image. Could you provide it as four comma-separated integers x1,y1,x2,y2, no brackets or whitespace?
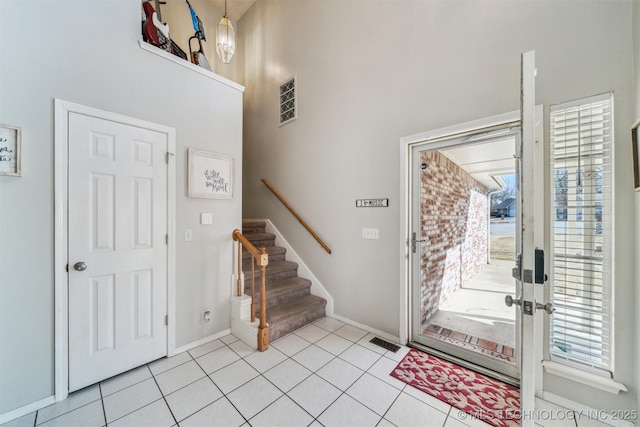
232,229,269,351
261,179,332,254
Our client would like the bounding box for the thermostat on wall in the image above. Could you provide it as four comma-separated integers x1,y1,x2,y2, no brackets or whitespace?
356,199,389,207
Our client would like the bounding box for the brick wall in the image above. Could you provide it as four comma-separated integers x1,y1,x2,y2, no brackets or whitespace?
419,151,489,325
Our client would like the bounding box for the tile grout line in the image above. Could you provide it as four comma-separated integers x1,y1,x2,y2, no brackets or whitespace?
311,339,380,425
30,324,415,427
148,363,179,427
191,339,252,426
98,382,107,426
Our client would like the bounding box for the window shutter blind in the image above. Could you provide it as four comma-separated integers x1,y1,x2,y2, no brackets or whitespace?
549,93,613,373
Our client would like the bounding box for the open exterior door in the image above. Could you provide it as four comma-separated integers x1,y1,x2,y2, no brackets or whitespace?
512,50,547,424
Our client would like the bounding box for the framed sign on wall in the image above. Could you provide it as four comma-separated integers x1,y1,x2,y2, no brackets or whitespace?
188,148,234,199
0,124,21,177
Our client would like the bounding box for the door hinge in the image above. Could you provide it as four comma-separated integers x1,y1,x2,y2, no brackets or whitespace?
164,315,168,326
166,234,169,244
166,152,175,164
66,264,69,272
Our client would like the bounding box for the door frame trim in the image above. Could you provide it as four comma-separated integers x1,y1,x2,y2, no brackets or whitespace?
53,99,176,401
398,107,544,385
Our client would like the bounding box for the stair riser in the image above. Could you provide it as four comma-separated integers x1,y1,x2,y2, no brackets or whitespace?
243,238,275,249
244,267,298,284
268,305,326,341
242,253,286,270
242,223,266,234
248,286,311,311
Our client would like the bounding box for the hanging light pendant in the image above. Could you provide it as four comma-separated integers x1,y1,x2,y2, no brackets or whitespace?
216,0,235,63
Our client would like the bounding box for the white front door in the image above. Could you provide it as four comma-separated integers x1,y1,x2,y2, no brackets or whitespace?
404,50,546,420
67,112,169,391
516,49,545,423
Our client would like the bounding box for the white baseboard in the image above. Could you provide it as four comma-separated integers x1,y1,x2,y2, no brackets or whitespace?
331,314,400,344
173,329,232,355
0,395,55,425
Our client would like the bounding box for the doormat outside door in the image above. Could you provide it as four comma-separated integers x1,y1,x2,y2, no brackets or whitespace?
390,349,520,427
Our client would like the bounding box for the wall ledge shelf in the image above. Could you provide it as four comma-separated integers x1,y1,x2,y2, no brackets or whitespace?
138,40,244,93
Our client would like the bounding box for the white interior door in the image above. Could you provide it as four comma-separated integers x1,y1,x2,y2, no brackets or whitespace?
68,112,169,391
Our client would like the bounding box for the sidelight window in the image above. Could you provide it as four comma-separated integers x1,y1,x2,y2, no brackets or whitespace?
549,93,613,374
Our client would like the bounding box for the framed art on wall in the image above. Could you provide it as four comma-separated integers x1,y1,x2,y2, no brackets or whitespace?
0,124,21,176
188,148,234,199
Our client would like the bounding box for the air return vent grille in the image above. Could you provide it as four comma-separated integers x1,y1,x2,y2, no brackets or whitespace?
279,76,297,126
369,337,400,353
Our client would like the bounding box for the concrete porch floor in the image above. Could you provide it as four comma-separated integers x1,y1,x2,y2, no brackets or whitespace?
426,259,516,349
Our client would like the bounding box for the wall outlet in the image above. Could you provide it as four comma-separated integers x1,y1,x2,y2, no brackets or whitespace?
362,228,379,239
201,310,211,322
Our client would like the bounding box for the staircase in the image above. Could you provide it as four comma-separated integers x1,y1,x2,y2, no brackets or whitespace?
240,219,327,342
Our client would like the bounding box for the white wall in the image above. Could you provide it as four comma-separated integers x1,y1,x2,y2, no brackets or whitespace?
239,0,636,415
0,0,243,415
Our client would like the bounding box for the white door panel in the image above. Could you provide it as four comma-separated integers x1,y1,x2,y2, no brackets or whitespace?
68,112,168,391
517,50,546,423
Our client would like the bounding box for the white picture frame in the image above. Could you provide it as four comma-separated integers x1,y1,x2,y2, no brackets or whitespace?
187,148,234,199
0,124,21,176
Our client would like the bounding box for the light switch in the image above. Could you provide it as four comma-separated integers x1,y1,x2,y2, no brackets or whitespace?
201,212,213,225
184,229,193,242
362,228,379,239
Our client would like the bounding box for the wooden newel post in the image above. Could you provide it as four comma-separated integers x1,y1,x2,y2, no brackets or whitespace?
257,246,269,351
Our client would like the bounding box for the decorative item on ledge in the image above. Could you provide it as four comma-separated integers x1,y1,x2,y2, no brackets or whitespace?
141,0,188,61
0,124,21,177
188,148,234,199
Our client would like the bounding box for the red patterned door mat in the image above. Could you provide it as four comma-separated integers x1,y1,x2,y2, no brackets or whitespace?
391,349,520,427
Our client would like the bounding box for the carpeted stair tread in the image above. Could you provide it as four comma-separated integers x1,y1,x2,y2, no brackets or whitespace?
266,295,327,341
242,219,266,231
241,232,276,248
243,260,299,283
267,295,326,321
242,245,286,265
245,276,311,296
247,277,312,311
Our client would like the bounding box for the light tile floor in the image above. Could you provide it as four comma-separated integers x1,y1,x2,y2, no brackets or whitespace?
3,317,611,427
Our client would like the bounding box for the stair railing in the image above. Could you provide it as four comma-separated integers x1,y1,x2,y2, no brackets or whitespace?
261,178,332,254
232,229,269,351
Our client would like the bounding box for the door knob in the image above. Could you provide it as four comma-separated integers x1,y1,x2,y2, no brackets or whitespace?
536,301,555,315
505,295,522,307
74,262,87,271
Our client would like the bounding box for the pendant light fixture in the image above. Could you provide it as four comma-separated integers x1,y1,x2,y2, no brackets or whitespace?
216,0,235,63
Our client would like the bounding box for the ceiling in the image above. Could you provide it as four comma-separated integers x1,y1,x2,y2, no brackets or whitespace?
438,136,517,191
208,0,256,21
